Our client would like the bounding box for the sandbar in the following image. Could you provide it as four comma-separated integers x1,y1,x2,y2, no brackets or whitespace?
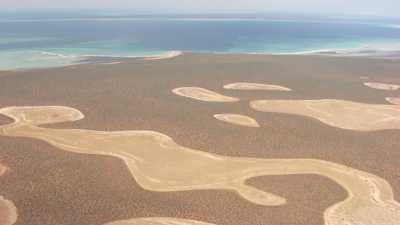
144,51,182,60
214,114,260,127
172,87,239,102
224,82,292,91
0,105,399,225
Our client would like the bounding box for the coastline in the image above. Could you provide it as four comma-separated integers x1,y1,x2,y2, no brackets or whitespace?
1,48,399,72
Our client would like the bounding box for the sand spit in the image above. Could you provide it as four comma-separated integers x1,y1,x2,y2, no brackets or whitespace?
104,217,216,225
0,106,399,225
386,97,400,105
0,164,17,225
214,114,260,128
144,51,182,60
172,87,239,102
250,99,400,131
224,82,292,91
364,82,400,91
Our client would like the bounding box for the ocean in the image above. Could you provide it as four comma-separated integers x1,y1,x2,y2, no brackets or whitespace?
1,11,400,70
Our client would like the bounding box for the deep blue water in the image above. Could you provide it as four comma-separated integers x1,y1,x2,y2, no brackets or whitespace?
1,12,400,69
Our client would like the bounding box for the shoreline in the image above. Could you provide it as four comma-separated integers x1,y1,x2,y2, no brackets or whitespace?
1,49,399,72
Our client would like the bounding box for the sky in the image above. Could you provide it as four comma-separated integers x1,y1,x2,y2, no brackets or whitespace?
1,0,399,17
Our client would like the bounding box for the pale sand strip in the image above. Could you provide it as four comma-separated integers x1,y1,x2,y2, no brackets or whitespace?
224,82,292,91
144,51,182,61
0,106,399,225
250,99,400,131
0,164,17,225
386,97,400,105
364,82,400,91
214,114,260,128
104,217,216,225
172,87,239,102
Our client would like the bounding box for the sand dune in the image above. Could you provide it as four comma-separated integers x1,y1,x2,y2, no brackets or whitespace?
0,106,399,225
386,97,400,105
104,217,215,225
172,87,239,102
0,164,17,225
224,82,292,91
364,82,400,91
250,99,400,131
214,114,260,127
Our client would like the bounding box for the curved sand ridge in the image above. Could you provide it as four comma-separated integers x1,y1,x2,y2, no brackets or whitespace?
104,217,215,225
172,87,239,102
224,82,292,91
0,106,399,225
251,99,400,131
386,97,400,105
214,114,260,127
364,82,400,91
0,164,17,225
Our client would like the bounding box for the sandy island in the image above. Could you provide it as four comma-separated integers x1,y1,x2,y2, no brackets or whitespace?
250,99,400,131
0,164,17,225
0,106,399,225
224,82,292,91
172,87,239,102
214,114,260,128
364,82,400,91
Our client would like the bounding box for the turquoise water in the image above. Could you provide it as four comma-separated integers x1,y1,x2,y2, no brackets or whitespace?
1,14,400,70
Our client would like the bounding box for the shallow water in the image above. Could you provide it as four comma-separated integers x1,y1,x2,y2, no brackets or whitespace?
1,12,400,69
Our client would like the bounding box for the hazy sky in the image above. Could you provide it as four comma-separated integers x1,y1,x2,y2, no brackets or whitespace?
2,0,399,16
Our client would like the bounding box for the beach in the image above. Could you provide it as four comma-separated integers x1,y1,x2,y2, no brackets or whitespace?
0,53,399,225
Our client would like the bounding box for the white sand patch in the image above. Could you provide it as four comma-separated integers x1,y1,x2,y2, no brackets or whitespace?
214,114,260,127
250,99,400,131
364,82,400,91
144,51,182,60
172,87,239,102
224,82,292,91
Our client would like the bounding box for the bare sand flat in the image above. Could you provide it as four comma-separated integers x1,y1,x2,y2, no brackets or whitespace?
224,82,292,91
386,97,400,105
250,99,400,131
214,114,260,127
1,106,399,225
364,82,400,90
172,87,239,102
1,53,400,225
